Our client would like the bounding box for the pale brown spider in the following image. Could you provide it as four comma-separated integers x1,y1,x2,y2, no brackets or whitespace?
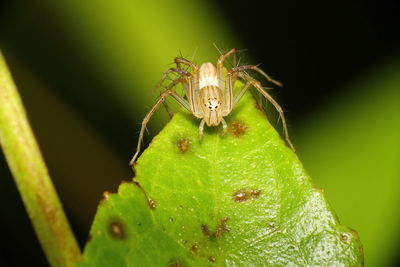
130,48,294,165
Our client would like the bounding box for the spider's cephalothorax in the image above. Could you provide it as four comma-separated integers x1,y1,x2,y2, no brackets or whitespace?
130,48,294,165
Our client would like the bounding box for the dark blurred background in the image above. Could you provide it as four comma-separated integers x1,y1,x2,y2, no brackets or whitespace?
0,0,399,266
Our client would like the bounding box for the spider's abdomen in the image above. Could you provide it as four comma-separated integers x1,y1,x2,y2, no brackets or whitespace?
200,85,223,126
199,62,218,89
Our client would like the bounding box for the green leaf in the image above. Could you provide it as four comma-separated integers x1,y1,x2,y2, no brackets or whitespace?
79,92,363,266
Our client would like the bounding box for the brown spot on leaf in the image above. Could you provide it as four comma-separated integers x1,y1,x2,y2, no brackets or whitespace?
201,218,230,239
229,121,247,137
233,189,261,202
214,218,230,238
340,232,351,243
177,138,189,153
109,221,125,239
201,224,211,236
169,259,186,267
208,256,216,263
190,243,199,253
148,198,157,210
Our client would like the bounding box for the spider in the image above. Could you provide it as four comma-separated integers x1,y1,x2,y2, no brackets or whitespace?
130,48,295,165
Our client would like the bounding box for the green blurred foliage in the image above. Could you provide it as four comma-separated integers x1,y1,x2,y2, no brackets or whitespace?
296,57,400,267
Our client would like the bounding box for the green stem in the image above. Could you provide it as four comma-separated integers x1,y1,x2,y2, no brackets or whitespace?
0,50,82,266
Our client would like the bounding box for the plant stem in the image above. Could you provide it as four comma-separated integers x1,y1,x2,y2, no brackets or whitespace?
0,50,82,266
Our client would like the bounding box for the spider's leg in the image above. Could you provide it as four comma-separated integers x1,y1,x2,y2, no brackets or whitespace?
216,48,236,91
161,78,190,119
175,57,198,72
231,65,283,87
156,68,191,88
217,48,237,68
230,78,272,109
162,101,174,119
221,118,228,136
130,89,191,166
198,119,205,141
221,71,242,116
221,72,234,115
216,49,238,117
187,75,203,118
237,72,295,152
232,81,252,107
